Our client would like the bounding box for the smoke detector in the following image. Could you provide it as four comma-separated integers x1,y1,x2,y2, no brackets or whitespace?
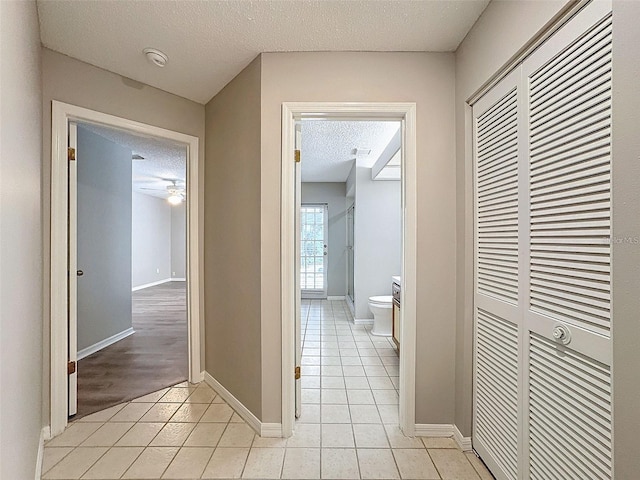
143,48,168,67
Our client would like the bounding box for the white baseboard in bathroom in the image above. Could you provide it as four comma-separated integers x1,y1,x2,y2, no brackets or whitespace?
78,327,135,360
203,371,262,436
453,425,472,451
327,296,346,301
171,277,186,282
35,426,50,480
353,318,374,325
414,424,472,451
132,278,172,292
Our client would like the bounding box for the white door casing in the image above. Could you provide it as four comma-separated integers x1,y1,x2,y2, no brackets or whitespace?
281,102,417,438
49,101,201,437
472,2,613,478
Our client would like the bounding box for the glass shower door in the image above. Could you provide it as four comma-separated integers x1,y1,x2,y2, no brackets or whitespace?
347,204,354,305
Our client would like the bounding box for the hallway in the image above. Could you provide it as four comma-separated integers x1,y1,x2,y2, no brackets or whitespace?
75,282,188,419
41,300,491,479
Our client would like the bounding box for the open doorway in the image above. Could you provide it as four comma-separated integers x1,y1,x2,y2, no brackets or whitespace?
68,122,189,419
296,117,403,437
281,102,418,439
49,101,201,436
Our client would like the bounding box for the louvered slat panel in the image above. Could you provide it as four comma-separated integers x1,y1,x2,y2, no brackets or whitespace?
529,15,612,336
529,334,612,479
476,88,519,304
476,309,518,479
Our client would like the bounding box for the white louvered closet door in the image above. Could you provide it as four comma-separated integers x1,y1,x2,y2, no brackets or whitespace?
523,2,613,479
472,1,613,479
472,67,524,480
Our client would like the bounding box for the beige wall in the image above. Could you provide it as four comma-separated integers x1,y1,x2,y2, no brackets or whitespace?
611,1,640,476
260,52,456,423
453,0,569,436
0,1,43,478
204,57,263,418
41,48,205,422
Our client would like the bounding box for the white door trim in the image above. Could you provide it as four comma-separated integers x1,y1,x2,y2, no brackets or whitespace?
281,102,417,437
49,101,202,437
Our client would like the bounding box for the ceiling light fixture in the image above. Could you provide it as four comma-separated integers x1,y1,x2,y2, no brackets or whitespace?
167,194,183,205
143,48,168,67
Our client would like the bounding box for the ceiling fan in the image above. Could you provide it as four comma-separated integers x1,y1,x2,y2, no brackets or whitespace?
140,179,186,205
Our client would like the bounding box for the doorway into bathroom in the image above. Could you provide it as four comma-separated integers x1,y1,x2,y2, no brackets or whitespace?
280,102,418,440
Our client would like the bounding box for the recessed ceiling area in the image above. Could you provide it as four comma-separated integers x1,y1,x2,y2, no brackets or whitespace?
301,120,401,183
36,0,490,104
79,123,186,199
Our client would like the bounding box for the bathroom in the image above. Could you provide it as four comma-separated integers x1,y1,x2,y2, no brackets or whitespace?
300,119,402,338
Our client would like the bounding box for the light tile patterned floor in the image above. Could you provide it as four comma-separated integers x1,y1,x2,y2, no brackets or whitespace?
42,300,493,479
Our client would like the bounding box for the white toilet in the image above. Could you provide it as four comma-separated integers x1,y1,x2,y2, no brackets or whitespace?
368,295,393,336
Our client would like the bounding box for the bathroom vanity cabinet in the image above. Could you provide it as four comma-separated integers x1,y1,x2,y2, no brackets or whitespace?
392,279,401,349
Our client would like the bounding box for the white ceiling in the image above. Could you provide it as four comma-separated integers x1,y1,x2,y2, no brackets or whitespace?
37,0,490,104
79,123,186,199
301,120,400,182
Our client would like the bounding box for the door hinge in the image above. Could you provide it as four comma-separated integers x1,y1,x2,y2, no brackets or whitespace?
67,361,76,375
68,147,76,161
294,150,301,163
295,366,301,380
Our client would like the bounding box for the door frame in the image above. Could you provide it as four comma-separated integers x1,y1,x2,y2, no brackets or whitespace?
300,203,329,299
49,101,201,436
281,102,417,437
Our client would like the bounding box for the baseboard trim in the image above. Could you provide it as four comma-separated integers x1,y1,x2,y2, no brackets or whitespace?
453,425,472,451
354,318,374,325
203,371,262,436
327,296,346,301
260,423,283,438
35,426,50,480
77,327,135,360
414,423,455,437
132,278,172,292
414,424,472,451
171,277,186,282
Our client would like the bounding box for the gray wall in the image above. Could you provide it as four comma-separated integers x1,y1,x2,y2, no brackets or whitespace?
260,52,456,424
41,48,206,420
301,182,347,297
611,1,640,475
77,126,132,351
353,168,401,319
0,1,43,478
132,192,171,288
454,0,568,437
171,202,187,279
205,57,263,419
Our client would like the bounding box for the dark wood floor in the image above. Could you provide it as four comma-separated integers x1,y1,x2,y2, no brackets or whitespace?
74,282,188,419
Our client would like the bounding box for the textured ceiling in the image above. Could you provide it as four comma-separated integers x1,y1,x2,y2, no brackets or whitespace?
79,123,186,199
301,120,400,182
37,0,490,104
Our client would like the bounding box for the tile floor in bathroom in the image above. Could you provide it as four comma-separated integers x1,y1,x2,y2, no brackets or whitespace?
41,300,493,479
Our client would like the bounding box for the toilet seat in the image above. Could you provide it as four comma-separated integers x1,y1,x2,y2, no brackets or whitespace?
369,295,393,306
